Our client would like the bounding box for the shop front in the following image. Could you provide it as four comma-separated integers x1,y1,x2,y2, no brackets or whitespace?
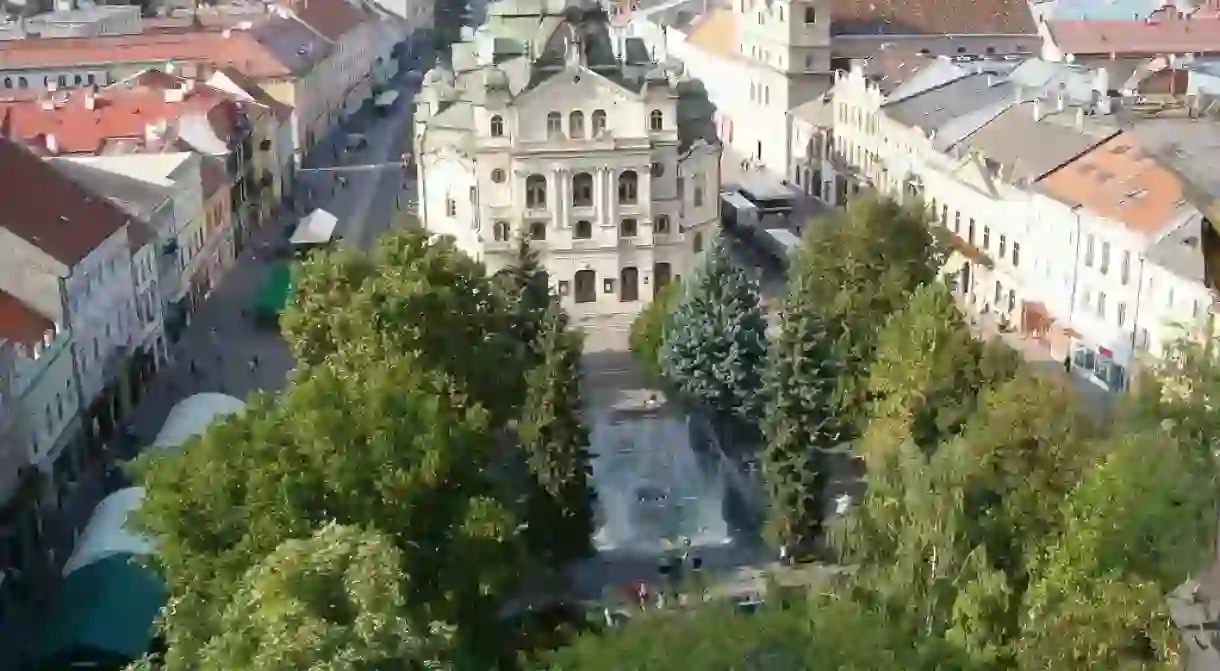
1070,341,1129,392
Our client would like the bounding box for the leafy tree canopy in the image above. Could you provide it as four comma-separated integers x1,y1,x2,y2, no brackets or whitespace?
199,523,453,671
133,348,527,670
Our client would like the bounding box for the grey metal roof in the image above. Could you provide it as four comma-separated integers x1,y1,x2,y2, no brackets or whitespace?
250,17,333,77
1146,212,1209,284
951,101,1119,182
884,59,971,103
1007,58,1098,101
51,160,172,221
1030,0,1182,21
884,73,1018,134
1127,116,1220,205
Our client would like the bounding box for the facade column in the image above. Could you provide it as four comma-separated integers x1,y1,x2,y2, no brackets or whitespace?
607,168,618,226
550,167,562,229
593,167,605,226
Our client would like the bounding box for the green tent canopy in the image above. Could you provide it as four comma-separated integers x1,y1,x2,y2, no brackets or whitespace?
256,262,293,316
35,553,166,670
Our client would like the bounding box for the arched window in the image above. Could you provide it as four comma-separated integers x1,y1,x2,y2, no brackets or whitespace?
73,74,82,86
693,231,704,253
617,170,638,204
569,110,585,139
86,74,95,85
574,220,593,239
546,111,562,137
591,109,607,136
572,172,593,207
655,214,670,234
525,174,547,208
530,222,547,241
489,114,504,137
649,109,663,131
2,77,10,89
493,221,510,241
17,77,28,88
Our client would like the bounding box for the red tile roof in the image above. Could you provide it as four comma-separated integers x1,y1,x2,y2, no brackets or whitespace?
0,30,292,80
0,81,238,155
288,0,370,41
0,138,131,266
0,290,54,349
831,0,1036,36
1047,9,1220,56
200,155,229,197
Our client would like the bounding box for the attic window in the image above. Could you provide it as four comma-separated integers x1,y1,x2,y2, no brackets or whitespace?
1095,169,1116,183
1109,144,1131,155
58,215,69,224
1126,188,1149,200
1183,236,1200,247
1078,164,1097,175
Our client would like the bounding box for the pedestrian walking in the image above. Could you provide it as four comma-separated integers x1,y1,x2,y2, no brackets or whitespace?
189,359,200,379
1063,355,1072,373
248,356,260,374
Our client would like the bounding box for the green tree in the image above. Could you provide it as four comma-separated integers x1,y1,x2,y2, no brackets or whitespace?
860,282,987,467
497,236,554,365
281,230,520,424
134,349,527,670
760,270,844,547
1017,428,1217,670
199,523,453,671
661,235,767,420
518,306,596,568
628,280,684,385
792,195,942,429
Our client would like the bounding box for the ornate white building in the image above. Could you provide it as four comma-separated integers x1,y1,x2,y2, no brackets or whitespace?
415,0,721,318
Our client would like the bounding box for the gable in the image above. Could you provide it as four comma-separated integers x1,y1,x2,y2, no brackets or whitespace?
513,66,639,114
950,154,1000,198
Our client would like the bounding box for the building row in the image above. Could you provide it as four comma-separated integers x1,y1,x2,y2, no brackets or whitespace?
0,0,425,165
0,59,312,619
795,49,1220,393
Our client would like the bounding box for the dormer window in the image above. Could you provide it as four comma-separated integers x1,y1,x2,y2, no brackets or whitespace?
649,109,663,131
490,114,504,137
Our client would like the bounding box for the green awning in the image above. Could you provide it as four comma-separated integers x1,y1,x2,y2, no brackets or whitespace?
256,263,293,315
35,553,166,669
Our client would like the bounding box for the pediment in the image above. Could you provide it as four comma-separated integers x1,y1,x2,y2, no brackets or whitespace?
512,65,639,113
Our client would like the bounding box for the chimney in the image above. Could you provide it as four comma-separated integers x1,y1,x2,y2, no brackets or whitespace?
1056,92,1066,112
45,134,58,155
42,329,53,349
183,78,196,94
164,87,186,103
987,74,995,87
39,97,54,111
1075,107,1084,129
1033,100,1043,121
84,90,96,110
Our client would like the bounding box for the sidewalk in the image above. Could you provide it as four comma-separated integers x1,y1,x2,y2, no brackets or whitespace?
970,310,1115,417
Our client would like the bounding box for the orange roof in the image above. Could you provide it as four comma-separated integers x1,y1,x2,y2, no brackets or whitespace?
683,10,739,62
1047,9,1220,56
0,31,291,80
0,83,237,155
1038,132,1191,235
288,0,370,41
0,290,53,349
0,138,133,266
200,155,229,197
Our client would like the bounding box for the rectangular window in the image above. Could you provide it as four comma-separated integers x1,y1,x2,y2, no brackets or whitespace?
1121,251,1130,284
1118,302,1127,327
998,234,1006,259
1097,292,1107,319
983,226,991,250
1085,235,1095,266
1012,242,1020,267
1100,242,1110,274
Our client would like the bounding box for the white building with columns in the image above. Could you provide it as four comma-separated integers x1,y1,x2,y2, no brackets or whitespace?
416,0,721,318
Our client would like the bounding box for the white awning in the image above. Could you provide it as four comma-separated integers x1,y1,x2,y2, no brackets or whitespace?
62,487,154,576
291,208,339,246
375,90,400,107
153,393,246,450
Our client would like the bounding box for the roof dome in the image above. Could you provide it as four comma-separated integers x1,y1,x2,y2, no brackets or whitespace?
485,66,510,91
424,64,454,86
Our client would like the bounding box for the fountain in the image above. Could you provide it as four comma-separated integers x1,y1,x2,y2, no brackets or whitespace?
589,403,732,553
